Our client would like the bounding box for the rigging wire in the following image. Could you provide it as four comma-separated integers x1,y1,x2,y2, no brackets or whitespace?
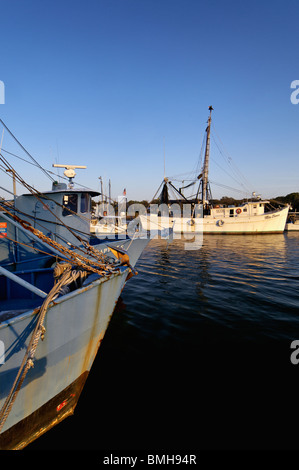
211,122,253,192
0,123,128,273
0,119,55,182
167,130,206,183
209,180,250,195
211,134,251,194
209,152,250,195
0,147,100,195
0,154,93,249
165,120,252,200
0,154,92,224
0,155,121,270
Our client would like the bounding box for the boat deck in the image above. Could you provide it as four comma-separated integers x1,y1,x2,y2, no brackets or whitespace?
0,268,53,324
0,298,41,323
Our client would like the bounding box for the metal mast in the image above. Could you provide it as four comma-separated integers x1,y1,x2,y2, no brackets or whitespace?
202,106,213,207
99,176,103,204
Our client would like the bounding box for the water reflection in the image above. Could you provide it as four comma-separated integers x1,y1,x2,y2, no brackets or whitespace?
118,234,299,342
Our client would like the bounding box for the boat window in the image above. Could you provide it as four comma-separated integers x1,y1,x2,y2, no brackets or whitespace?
243,208,247,212
81,193,90,213
62,194,78,216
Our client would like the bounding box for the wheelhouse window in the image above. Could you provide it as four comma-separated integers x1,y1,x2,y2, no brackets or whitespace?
62,194,78,216
80,193,90,213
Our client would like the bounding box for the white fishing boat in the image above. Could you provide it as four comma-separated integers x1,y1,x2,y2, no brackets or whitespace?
140,107,289,235
91,214,127,237
0,260,133,450
0,123,149,449
285,222,299,231
90,180,128,238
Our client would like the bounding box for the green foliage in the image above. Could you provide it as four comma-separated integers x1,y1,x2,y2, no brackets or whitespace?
274,193,299,210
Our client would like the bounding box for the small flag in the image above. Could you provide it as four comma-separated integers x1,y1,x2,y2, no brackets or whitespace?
123,188,126,196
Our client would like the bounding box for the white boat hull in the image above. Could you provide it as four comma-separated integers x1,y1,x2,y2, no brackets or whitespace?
285,222,299,231
140,206,289,234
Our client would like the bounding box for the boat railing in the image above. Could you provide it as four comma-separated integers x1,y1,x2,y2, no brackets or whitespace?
0,266,48,299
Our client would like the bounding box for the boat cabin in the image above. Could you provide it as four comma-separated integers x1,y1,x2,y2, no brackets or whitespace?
0,182,100,268
210,201,270,218
15,182,100,244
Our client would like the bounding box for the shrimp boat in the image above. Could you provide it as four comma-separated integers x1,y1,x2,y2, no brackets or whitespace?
0,126,149,449
140,107,289,235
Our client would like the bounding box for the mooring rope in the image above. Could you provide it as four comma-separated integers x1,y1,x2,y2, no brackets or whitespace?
0,203,115,276
0,263,90,433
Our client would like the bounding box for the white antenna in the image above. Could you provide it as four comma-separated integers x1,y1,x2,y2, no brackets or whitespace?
53,164,86,188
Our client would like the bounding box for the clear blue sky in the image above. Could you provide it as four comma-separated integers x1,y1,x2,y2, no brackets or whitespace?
0,0,298,201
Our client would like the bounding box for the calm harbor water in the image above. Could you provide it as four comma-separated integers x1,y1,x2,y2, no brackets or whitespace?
28,233,299,451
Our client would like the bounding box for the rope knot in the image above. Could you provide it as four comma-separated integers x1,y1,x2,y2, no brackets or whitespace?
53,262,72,279
40,325,46,341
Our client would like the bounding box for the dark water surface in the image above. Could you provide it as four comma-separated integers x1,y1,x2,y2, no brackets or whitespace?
28,234,299,451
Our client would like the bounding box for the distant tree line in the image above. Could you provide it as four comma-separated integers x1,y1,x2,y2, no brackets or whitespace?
274,193,299,212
